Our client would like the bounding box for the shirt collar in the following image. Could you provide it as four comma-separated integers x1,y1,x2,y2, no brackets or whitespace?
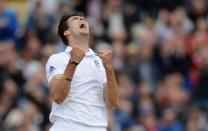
65,46,96,56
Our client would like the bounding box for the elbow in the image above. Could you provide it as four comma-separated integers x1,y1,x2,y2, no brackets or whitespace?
53,94,65,104
110,94,119,109
105,93,119,110
107,100,119,110
54,99,63,104
50,75,69,104
108,103,118,110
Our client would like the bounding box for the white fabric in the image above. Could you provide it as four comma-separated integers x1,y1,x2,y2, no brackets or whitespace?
49,121,107,131
46,46,107,129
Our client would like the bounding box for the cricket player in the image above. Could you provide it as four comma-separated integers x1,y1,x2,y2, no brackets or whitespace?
46,12,119,131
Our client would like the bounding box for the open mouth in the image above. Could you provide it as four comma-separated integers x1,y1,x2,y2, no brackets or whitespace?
79,23,86,29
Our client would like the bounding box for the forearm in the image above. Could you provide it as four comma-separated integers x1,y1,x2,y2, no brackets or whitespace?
104,65,119,109
50,63,77,104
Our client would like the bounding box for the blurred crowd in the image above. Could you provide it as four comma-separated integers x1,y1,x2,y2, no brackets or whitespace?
0,0,208,131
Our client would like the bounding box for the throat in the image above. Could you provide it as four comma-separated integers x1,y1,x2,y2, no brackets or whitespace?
69,33,90,53
77,44,89,53
70,39,89,53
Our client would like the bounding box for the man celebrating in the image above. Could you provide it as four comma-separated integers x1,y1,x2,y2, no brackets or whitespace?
46,12,119,131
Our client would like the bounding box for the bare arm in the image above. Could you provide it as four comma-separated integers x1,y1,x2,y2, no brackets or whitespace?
98,50,119,109
104,64,119,109
49,47,85,104
49,63,77,104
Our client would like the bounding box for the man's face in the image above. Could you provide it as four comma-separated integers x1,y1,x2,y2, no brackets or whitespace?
67,15,90,36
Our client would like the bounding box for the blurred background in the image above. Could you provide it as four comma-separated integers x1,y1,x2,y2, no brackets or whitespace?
0,0,208,131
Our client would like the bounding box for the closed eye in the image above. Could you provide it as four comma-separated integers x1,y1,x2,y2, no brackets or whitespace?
81,17,86,20
72,16,78,20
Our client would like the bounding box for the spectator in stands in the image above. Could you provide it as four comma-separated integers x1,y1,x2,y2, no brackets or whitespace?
26,1,56,44
159,108,183,131
0,0,18,41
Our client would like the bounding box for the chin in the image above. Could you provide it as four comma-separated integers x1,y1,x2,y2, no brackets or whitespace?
80,31,90,36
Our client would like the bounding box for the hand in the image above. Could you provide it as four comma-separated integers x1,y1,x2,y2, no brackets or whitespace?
98,49,113,66
70,47,85,64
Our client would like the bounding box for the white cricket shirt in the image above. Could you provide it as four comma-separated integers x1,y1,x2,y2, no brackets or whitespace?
46,46,107,127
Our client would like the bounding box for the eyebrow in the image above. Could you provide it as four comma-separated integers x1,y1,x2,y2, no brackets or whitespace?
69,16,85,21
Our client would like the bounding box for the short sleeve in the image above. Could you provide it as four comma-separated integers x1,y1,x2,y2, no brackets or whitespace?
103,68,107,84
45,54,64,83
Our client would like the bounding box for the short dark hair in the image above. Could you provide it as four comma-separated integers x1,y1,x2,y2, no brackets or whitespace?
58,12,84,45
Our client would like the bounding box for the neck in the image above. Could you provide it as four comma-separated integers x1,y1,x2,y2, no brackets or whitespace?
68,35,89,53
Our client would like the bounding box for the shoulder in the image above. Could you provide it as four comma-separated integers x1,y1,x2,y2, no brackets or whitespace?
48,52,68,61
45,52,67,80
5,8,17,16
46,51,69,66
93,56,106,70
93,55,103,64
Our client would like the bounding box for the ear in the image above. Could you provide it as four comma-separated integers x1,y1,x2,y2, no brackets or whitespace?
64,30,70,36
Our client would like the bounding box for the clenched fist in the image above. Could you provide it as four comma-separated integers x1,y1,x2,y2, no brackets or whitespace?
98,49,113,67
70,47,85,64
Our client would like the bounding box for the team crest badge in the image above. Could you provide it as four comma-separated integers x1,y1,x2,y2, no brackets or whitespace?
94,60,101,71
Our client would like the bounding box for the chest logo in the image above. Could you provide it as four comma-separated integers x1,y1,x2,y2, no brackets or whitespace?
49,66,56,74
94,60,101,71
